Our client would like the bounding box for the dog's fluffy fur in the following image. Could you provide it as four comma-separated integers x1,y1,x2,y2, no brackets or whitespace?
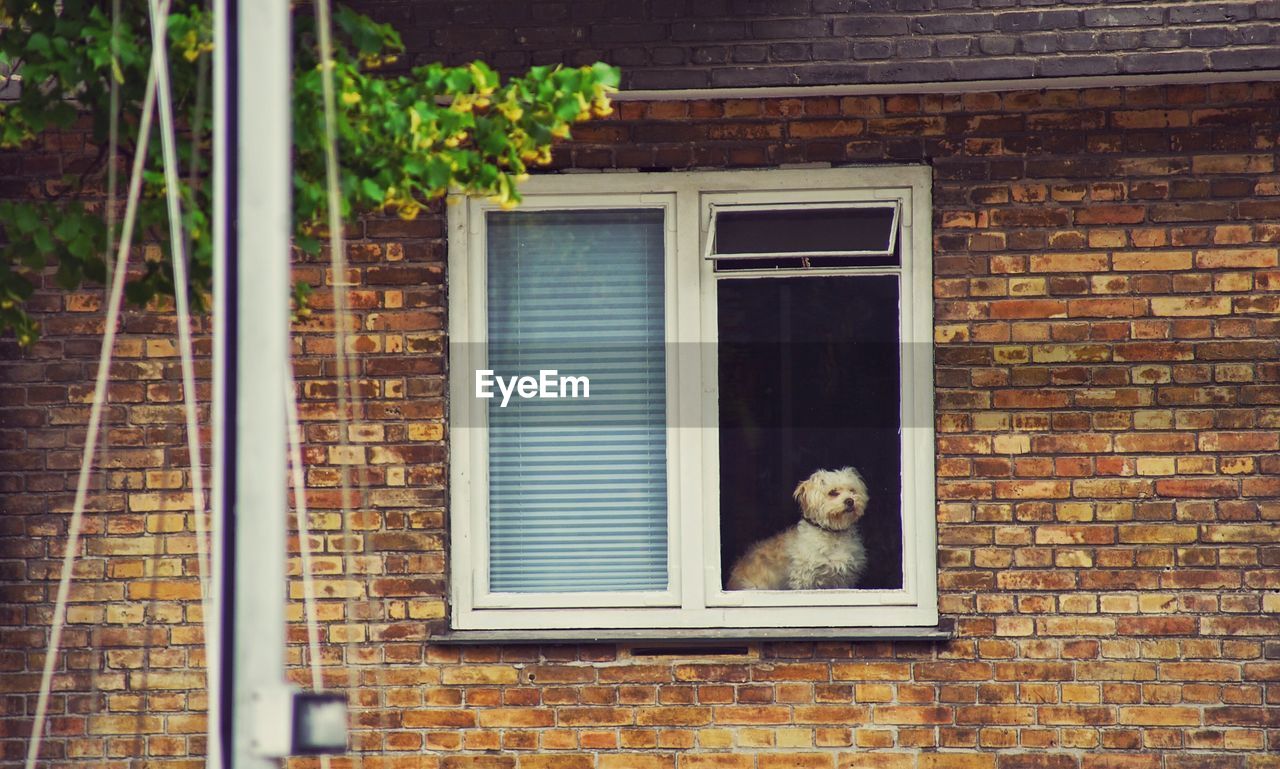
726,467,869,591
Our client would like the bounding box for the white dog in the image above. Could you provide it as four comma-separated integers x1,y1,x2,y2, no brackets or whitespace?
726,467,869,591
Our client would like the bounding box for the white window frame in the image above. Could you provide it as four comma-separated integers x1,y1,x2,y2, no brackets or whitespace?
448,167,936,632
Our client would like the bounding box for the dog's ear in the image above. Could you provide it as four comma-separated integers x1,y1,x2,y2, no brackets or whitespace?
793,478,810,505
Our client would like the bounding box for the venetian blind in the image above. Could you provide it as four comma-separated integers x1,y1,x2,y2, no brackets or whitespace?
486,209,668,593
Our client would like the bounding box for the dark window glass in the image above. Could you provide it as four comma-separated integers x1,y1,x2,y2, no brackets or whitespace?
713,206,897,256
714,251,899,272
717,275,903,591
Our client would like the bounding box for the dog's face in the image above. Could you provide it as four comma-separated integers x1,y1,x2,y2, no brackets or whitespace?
793,467,869,531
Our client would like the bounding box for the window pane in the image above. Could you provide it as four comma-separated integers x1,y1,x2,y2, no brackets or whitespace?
717,276,903,590
714,206,898,257
486,209,668,593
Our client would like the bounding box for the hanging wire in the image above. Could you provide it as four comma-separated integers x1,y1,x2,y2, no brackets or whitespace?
312,0,373,755
145,0,211,609
313,2,401,754
133,529,160,758
104,0,122,299
185,2,211,261
87,0,125,744
24,61,161,769
285,364,331,769
143,3,221,767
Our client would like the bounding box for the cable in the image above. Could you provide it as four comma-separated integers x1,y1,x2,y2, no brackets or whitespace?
88,0,125,739
143,4,221,768
313,0,369,756
146,0,210,603
24,63,160,769
285,363,331,769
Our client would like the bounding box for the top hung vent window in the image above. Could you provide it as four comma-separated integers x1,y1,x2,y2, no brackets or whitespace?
706,202,900,271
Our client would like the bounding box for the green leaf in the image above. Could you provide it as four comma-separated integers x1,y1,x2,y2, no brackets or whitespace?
9,274,35,301
53,215,80,242
67,232,94,260
424,156,452,190
13,206,38,234
32,228,53,254
83,255,107,283
592,62,622,88
125,280,153,306
54,260,82,290
27,33,51,55
18,245,44,271
444,67,473,93
296,234,320,255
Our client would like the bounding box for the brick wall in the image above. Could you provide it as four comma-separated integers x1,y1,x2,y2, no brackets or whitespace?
3,81,1280,768
349,0,1280,89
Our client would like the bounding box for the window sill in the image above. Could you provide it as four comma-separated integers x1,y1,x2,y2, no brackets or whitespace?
433,620,953,645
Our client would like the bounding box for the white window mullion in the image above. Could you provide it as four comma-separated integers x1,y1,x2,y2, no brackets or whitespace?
675,183,710,614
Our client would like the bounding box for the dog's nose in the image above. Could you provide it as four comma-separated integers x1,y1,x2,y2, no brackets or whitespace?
844,499,856,511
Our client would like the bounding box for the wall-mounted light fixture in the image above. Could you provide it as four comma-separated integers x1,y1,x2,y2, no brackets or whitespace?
250,686,348,757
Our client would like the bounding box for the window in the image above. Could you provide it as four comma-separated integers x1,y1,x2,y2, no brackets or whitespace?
448,167,936,632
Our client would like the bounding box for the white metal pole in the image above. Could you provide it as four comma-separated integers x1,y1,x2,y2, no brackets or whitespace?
209,0,230,764
233,1,291,768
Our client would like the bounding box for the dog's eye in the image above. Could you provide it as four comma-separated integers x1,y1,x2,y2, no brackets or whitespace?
828,490,840,497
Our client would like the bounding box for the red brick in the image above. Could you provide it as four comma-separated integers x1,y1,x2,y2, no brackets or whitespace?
956,706,1035,725
997,571,1077,591
1115,617,1197,636
1195,248,1278,269
993,663,1073,681
989,300,1069,319
635,707,712,726
1037,706,1115,727
557,708,634,726
1029,253,1109,273
1159,663,1241,682
1074,206,1146,225
1155,478,1238,498
519,757,594,769
997,756,1079,769
1118,706,1201,726
839,756,913,769
1201,617,1280,636
1112,251,1192,271
599,756,675,769
920,757,997,769
873,706,952,725
915,663,992,682
478,708,556,728
681,758,754,769
759,755,835,769
832,663,911,681
1080,757,1158,769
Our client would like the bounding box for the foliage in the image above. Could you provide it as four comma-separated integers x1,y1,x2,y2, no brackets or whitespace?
0,1,619,346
